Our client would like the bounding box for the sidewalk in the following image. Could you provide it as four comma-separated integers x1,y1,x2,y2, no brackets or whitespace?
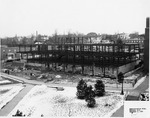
111,105,124,117
134,75,149,93
0,84,34,116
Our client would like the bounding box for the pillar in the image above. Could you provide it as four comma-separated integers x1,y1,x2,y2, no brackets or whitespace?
144,17,149,73
82,65,84,74
72,65,75,73
92,63,95,76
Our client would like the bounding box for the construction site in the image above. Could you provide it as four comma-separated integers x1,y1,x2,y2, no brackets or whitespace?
17,37,141,77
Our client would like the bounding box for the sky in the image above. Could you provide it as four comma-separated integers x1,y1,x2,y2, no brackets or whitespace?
0,0,149,37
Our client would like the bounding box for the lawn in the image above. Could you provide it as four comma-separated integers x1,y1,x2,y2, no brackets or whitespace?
9,85,124,117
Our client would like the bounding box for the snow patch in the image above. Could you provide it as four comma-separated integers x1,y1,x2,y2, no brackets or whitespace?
9,85,124,117
0,80,12,84
134,76,146,89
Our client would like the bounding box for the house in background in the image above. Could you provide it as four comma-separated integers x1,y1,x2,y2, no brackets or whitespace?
0,45,21,61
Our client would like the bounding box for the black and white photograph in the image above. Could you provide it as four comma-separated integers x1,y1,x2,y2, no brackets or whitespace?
0,0,149,117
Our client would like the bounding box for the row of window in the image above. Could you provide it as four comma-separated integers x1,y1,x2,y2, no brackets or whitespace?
2,49,17,52
18,45,139,53
125,40,144,43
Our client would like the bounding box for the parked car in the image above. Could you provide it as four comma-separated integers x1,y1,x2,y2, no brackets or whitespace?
126,91,141,101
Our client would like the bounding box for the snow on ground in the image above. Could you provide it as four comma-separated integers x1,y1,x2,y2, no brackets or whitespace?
9,85,124,117
0,85,24,109
0,80,12,84
0,76,11,84
124,74,139,80
134,76,146,89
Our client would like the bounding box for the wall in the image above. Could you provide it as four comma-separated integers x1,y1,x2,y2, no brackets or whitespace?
1,46,20,60
118,60,141,74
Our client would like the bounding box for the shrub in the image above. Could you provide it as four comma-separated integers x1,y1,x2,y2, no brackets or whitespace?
85,85,96,108
85,85,95,101
87,97,96,108
76,79,87,99
12,110,25,116
94,80,105,97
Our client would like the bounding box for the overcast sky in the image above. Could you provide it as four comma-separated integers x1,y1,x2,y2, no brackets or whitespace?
0,0,149,37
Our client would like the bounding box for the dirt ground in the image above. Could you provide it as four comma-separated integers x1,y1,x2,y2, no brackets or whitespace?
1,61,145,89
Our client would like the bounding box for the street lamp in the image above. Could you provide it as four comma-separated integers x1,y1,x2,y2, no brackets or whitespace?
118,72,124,95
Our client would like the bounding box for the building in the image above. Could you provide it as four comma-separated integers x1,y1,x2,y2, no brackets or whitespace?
117,33,130,40
0,45,21,61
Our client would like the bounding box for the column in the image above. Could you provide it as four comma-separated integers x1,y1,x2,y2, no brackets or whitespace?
144,17,149,72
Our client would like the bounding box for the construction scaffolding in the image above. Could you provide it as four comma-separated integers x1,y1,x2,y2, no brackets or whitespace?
17,37,140,76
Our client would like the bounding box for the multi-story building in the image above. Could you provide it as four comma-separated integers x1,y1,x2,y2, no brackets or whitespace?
0,45,21,61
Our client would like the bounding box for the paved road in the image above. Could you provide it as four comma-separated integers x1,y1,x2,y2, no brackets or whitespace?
0,84,34,116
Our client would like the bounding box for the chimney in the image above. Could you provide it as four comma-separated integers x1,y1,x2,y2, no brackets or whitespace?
144,17,149,73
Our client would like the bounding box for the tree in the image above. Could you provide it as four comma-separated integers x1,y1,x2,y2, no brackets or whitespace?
115,37,124,53
76,79,87,99
1,38,8,45
12,110,25,116
12,39,18,46
52,30,58,44
29,35,35,44
21,37,28,45
87,97,96,108
116,37,123,44
117,72,124,95
129,32,139,39
85,85,95,101
85,85,96,108
94,80,105,97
